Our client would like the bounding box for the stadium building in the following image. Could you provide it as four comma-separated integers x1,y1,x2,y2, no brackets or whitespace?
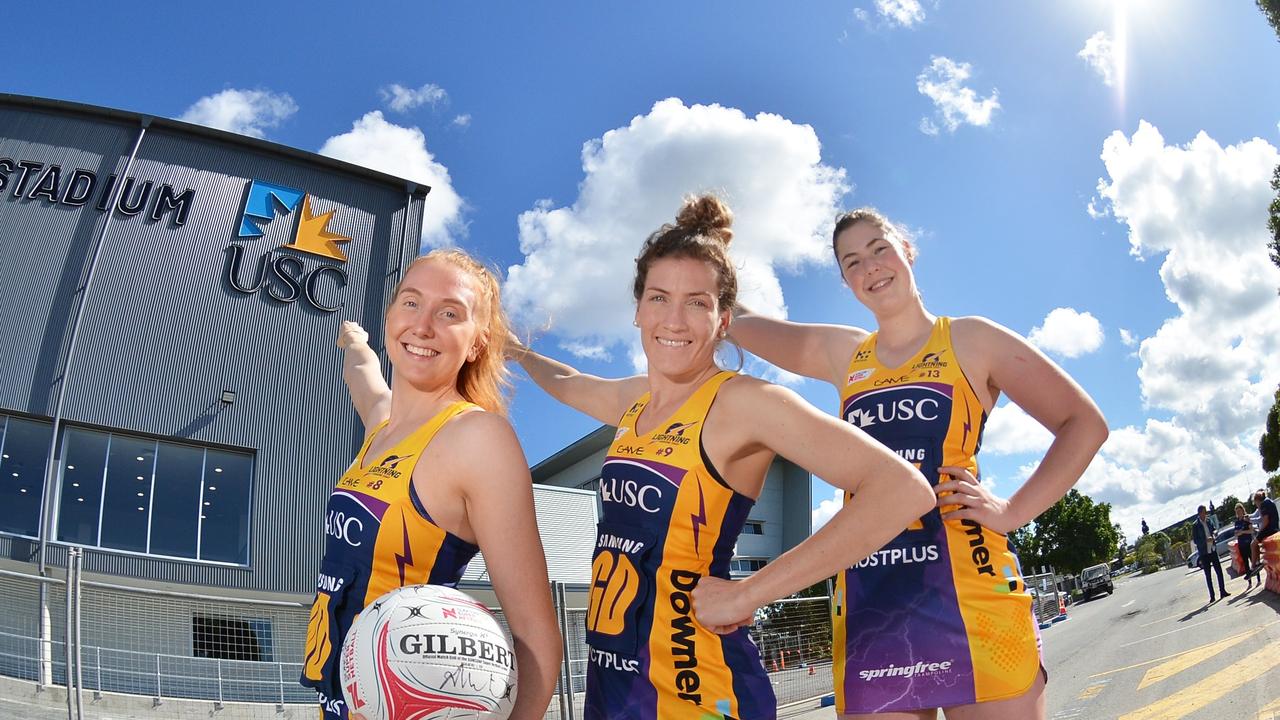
0,94,812,716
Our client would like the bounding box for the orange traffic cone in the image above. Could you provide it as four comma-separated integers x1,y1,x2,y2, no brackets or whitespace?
1054,593,1069,622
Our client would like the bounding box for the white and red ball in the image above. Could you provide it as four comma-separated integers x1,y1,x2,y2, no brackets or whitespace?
340,584,517,720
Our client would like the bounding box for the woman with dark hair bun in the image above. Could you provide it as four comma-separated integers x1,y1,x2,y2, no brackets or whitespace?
729,209,1109,719
509,195,933,720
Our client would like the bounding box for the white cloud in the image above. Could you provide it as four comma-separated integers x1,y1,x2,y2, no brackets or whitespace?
452,114,472,128
319,111,463,248
813,487,844,530
178,89,297,139
1119,328,1137,347
875,0,925,27
1027,307,1104,358
1084,121,1280,537
504,98,850,363
983,403,1053,456
916,56,1000,134
853,0,926,29
380,83,448,113
1078,31,1119,88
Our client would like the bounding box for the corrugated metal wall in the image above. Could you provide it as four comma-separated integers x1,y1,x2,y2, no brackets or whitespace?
0,99,422,594
0,105,135,416
461,484,598,586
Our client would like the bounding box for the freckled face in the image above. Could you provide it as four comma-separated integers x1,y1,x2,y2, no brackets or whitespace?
384,260,485,391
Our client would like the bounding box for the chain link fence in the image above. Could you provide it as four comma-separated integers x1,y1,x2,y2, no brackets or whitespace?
0,563,839,720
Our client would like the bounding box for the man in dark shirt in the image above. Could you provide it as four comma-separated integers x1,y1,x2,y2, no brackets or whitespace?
1192,505,1230,603
1250,490,1279,579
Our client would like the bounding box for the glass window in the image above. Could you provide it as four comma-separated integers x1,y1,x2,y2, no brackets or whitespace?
149,443,204,559
52,426,253,564
99,437,155,553
743,520,764,535
0,417,53,537
56,427,110,545
199,450,253,564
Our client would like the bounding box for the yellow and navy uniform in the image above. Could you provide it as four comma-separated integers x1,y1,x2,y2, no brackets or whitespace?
301,402,480,720
585,371,775,720
832,317,1040,714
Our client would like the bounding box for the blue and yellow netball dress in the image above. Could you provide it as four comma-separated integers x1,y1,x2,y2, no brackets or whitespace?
832,317,1040,714
301,402,480,720
584,371,776,720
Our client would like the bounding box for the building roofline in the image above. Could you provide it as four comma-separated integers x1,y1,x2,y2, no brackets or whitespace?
530,424,616,482
0,93,431,198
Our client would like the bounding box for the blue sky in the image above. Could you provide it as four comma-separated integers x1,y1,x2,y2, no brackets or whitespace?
7,1,1280,540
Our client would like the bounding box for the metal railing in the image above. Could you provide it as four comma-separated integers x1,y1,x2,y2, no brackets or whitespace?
0,563,839,719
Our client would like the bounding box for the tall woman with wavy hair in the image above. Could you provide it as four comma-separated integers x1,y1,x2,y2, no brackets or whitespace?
729,209,1109,719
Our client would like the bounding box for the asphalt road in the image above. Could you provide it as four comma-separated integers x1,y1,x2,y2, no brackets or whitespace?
1044,564,1280,720
785,565,1279,720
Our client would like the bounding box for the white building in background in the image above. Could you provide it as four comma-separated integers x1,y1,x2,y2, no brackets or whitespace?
530,425,814,577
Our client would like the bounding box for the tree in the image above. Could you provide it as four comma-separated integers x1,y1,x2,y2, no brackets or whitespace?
1262,386,1280,473
1269,473,1280,500
1269,165,1280,269
1262,1,1280,43
1028,489,1121,574
1009,526,1041,570
1216,494,1244,526
1141,518,1149,536
1114,524,1127,566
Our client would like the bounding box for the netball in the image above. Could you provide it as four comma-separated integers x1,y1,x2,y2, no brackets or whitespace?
340,585,518,720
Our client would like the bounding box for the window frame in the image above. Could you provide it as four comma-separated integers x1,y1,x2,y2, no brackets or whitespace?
0,416,259,568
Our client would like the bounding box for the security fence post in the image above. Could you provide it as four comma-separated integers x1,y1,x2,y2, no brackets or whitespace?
72,548,84,720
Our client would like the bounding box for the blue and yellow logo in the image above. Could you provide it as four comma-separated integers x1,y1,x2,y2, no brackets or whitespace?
236,180,351,262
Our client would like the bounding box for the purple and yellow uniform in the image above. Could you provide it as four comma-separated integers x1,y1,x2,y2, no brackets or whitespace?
301,402,480,720
585,371,776,720
832,317,1040,714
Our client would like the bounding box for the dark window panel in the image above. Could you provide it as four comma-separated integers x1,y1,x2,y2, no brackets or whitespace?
148,443,204,559
55,427,110,545
199,450,253,564
99,437,155,553
0,416,53,537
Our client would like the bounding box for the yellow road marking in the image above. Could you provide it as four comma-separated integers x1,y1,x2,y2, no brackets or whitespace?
1258,697,1280,720
1077,682,1107,700
1120,606,1249,647
1136,629,1259,689
1118,642,1280,720
1090,622,1279,679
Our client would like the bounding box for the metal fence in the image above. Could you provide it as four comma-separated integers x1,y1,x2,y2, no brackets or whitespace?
0,562,838,719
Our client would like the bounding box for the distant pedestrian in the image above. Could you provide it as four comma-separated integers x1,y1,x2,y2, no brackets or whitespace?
1192,505,1230,603
1233,503,1256,590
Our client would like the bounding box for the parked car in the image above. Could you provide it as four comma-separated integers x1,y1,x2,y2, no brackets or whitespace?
1080,562,1113,600
1187,525,1237,567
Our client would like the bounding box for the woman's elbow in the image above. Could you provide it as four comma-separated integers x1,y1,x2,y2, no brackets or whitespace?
1081,404,1109,452
901,466,935,516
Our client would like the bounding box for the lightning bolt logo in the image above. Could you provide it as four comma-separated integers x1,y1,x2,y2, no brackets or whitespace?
284,195,352,262
961,393,973,452
690,477,708,556
394,513,414,586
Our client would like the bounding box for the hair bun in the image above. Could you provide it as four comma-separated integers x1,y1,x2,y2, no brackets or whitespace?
675,194,733,246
